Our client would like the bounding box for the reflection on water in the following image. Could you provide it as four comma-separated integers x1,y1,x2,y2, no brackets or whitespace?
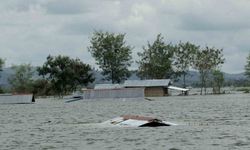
0,94,250,150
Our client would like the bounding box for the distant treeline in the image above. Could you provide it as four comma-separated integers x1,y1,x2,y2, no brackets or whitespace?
0,31,250,96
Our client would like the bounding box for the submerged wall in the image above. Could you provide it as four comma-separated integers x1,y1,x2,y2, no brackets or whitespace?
144,87,167,97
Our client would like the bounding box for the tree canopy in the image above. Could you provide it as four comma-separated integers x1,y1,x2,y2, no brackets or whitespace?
88,31,133,83
37,55,94,97
193,47,225,94
8,63,34,93
212,69,224,94
174,42,199,87
137,34,175,79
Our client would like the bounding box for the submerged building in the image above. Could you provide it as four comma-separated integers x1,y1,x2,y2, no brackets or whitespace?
124,79,171,97
82,79,189,99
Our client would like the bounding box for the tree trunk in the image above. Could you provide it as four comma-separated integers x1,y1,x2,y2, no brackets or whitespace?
111,69,114,84
200,71,204,95
183,73,186,88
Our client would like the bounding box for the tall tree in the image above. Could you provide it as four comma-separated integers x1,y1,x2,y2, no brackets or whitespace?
212,69,224,94
0,58,5,93
137,34,175,79
37,55,94,97
8,64,34,93
193,47,225,95
245,52,250,80
0,58,4,72
88,31,132,83
174,42,199,87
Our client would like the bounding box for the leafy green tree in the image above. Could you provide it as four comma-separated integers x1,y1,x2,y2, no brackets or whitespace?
137,34,175,79
8,63,34,93
245,52,250,80
212,69,224,94
193,47,225,95
88,31,132,83
37,55,94,97
0,58,4,72
174,42,199,87
0,58,5,93
32,79,54,96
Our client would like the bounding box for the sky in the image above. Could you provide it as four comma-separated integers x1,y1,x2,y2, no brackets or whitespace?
0,0,250,73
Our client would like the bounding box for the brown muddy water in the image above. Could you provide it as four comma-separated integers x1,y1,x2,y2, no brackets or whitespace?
0,94,250,150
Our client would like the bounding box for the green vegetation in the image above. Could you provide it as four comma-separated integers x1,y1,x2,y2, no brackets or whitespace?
0,58,4,93
0,58,4,72
8,64,34,93
137,34,175,79
193,47,225,95
88,31,132,83
245,52,250,80
37,55,94,97
212,69,224,94
2,31,238,97
32,79,54,96
175,42,199,87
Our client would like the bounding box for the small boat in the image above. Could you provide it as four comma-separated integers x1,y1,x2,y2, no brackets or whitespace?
101,115,177,127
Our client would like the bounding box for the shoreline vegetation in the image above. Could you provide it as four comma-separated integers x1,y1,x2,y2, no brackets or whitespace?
0,31,250,98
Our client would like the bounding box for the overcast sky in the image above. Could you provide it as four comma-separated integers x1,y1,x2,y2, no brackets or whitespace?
0,0,250,73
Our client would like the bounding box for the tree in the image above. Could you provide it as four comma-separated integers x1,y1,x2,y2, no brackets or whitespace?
37,55,94,97
0,58,4,72
88,31,132,83
32,79,54,96
193,47,225,95
0,58,5,93
137,34,175,79
245,52,250,80
212,69,224,94
8,63,34,93
174,42,199,87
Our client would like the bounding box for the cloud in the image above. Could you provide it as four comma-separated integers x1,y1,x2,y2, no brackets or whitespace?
44,0,90,15
0,0,250,73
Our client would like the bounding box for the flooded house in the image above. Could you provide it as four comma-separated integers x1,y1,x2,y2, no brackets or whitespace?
124,79,171,97
82,83,144,99
81,79,189,99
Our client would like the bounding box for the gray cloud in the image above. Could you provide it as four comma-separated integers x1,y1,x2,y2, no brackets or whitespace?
178,11,250,31
44,0,89,15
0,0,250,73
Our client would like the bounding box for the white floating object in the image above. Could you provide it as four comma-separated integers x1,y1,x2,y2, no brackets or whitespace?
101,115,177,127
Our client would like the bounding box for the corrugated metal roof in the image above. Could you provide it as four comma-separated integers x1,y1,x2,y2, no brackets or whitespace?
94,84,124,89
100,115,177,127
124,79,171,87
83,88,144,99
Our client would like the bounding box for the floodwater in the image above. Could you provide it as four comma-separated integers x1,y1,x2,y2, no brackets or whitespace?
0,94,250,150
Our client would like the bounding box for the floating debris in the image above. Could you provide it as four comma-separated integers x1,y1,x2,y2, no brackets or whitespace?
101,115,177,127
64,95,83,103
